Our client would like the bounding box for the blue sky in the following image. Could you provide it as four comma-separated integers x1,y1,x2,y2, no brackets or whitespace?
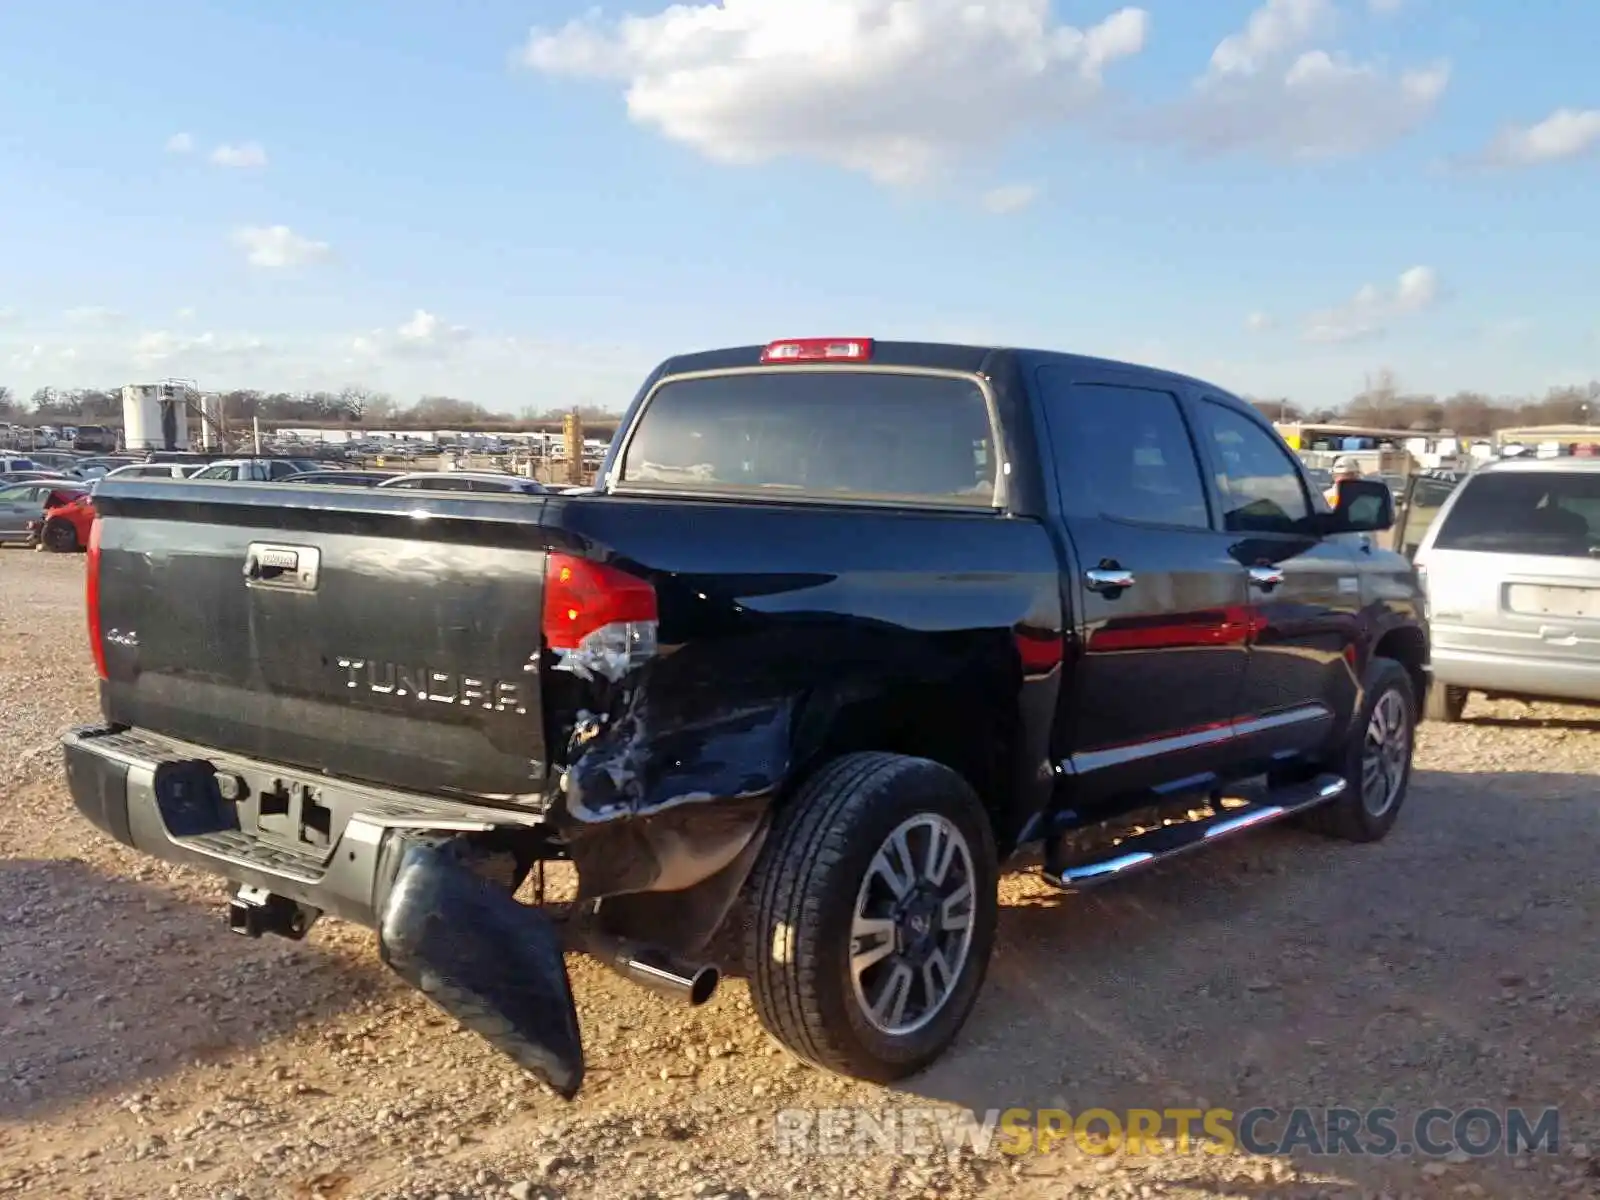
1,0,1596,412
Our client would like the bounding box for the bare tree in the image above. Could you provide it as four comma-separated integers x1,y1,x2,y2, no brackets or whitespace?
338,386,373,421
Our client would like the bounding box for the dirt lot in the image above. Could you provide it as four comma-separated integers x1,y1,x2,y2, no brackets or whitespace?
2,554,1597,1200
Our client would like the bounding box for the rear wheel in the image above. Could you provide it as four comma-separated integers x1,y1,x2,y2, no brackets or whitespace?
1302,656,1416,843
42,519,80,553
743,752,998,1083
1424,683,1468,723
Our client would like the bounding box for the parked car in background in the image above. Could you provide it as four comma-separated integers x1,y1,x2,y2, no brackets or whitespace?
72,425,118,453
0,456,42,475
28,451,89,477
278,470,398,487
1404,458,1600,720
375,470,547,494
189,458,327,482
77,457,143,480
102,462,202,482
38,487,97,552
0,479,89,547
0,470,70,484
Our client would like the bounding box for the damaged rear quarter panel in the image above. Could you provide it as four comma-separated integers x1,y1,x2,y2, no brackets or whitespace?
545,494,1063,905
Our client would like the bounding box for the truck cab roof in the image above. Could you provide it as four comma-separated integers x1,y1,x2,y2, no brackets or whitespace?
652,340,1234,401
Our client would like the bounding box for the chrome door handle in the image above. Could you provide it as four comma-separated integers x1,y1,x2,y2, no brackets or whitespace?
1085,568,1136,594
1248,565,1285,589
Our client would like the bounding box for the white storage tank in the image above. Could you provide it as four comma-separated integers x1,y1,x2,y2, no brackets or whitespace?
122,384,191,452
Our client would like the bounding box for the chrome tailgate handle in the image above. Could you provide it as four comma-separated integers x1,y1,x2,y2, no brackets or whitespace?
243,542,321,592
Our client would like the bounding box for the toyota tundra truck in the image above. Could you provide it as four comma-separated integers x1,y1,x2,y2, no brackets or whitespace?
63,338,1427,1098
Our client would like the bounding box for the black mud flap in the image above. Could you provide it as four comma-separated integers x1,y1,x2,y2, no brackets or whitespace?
377,841,585,1099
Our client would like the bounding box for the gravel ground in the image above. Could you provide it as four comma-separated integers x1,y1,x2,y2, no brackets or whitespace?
2,553,1597,1200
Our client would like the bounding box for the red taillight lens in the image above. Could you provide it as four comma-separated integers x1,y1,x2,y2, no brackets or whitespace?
759,337,874,363
86,517,108,680
542,553,659,681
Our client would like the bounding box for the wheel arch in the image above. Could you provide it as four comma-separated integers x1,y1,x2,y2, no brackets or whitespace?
1372,622,1428,708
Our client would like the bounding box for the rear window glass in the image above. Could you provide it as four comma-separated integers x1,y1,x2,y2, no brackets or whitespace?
619,371,998,506
1434,471,1600,557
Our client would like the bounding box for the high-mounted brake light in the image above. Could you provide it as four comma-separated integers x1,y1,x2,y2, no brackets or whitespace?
760,337,874,363
543,552,659,682
86,517,108,681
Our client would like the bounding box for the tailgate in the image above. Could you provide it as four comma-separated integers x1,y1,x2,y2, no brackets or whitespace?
92,480,554,798
1423,547,1600,664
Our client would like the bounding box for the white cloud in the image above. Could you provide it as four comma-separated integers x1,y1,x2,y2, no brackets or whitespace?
165,132,194,154
980,183,1042,214
231,225,332,269
1244,311,1274,333
395,309,472,355
1141,0,1449,159
1303,265,1439,344
1210,0,1333,76
351,310,473,361
211,141,268,168
1478,108,1600,167
521,1,1149,186
0,307,18,323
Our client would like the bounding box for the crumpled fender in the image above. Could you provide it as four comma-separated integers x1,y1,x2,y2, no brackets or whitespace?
551,617,999,900
556,641,793,896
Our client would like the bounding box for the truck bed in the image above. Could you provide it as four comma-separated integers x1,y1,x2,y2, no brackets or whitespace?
88,478,1063,821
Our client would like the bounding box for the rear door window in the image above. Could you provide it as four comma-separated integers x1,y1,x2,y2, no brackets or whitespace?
620,370,998,506
1037,375,1210,529
1434,471,1600,557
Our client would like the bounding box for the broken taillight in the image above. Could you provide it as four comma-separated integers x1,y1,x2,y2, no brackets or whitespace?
86,517,108,680
542,552,658,681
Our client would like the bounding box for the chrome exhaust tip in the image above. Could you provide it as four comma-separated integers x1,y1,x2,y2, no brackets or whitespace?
578,928,721,1006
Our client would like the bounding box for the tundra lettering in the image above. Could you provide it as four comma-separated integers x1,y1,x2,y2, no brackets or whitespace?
334,657,528,713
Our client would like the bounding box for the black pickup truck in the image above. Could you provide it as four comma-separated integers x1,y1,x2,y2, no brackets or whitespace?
65,338,1426,1098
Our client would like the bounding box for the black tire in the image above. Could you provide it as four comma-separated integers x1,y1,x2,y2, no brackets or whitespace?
742,752,999,1083
1424,682,1468,723
42,519,80,553
1301,656,1416,843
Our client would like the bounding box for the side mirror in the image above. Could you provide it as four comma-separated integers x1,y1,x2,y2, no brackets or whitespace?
1326,478,1394,533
